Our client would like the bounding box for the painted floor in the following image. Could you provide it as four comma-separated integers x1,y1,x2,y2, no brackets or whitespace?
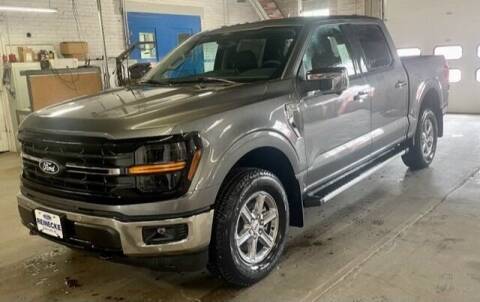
0,114,479,302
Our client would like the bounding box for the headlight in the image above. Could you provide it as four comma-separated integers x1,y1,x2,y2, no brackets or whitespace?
129,133,202,194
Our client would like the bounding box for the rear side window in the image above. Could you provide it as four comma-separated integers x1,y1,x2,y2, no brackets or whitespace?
353,24,393,71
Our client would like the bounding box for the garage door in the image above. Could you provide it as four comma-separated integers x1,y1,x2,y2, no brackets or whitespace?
385,0,480,114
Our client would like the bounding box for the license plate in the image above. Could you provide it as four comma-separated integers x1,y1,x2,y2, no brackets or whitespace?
34,209,64,239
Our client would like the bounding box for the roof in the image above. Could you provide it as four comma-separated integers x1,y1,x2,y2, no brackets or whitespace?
206,15,382,35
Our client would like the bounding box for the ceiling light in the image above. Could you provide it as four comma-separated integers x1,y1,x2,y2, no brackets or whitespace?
0,6,57,13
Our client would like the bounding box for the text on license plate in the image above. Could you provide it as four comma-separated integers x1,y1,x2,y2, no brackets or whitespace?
34,209,64,239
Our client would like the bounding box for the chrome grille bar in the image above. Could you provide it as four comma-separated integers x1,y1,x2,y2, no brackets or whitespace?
21,153,122,176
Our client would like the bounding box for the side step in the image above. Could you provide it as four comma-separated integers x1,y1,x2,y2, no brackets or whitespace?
303,149,405,208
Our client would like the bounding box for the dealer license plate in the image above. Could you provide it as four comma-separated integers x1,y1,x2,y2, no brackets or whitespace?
34,209,64,239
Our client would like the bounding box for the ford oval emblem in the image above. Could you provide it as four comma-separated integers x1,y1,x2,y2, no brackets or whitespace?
39,159,61,175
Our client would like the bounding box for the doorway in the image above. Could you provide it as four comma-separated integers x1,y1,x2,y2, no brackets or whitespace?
127,12,202,63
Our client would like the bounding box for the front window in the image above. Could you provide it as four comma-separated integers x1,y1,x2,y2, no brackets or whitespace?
144,27,300,84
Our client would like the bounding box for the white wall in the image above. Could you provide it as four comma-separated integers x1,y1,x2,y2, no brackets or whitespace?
385,0,480,113
303,0,365,16
0,0,259,60
0,0,124,58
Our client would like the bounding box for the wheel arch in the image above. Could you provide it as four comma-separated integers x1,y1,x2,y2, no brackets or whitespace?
410,81,445,139
209,131,305,227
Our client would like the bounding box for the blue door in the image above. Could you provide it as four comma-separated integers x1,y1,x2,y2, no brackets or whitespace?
127,12,201,63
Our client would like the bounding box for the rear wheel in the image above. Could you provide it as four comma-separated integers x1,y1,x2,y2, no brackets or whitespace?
402,107,438,170
208,168,289,287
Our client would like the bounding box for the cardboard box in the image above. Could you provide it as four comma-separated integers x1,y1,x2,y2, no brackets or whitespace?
60,42,88,59
18,47,36,62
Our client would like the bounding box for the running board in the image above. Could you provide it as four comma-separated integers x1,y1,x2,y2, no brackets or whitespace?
303,149,405,208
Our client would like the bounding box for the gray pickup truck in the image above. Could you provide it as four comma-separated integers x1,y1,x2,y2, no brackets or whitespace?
17,16,448,286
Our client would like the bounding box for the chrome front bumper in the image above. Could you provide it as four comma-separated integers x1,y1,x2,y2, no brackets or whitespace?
17,193,214,256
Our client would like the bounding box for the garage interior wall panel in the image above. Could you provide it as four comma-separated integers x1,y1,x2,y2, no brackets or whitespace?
0,0,124,59
385,0,480,114
303,0,365,16
0,0,259,59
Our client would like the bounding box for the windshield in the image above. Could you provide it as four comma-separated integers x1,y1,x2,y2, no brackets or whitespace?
144,27,300,84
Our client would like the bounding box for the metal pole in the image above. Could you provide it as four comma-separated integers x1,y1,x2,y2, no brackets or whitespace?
120,0,129,48
298,0,303,16
96,0,110,89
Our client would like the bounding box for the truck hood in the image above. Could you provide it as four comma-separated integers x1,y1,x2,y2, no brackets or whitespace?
20,83,267,140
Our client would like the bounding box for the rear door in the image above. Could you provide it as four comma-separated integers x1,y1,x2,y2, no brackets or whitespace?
349,23,409,153
298,23,372,189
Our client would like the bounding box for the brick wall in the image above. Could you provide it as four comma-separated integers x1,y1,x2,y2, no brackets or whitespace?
0,0,259,59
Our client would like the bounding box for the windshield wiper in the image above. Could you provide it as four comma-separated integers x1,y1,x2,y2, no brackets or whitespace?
196,77,238,84
140,79,172,86
141,77,239,86
169,77,239,85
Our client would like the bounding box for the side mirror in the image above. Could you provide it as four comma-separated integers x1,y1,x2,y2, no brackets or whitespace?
304,67,349,95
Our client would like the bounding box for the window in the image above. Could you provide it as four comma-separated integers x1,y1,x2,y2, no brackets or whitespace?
434,46,462,60
301,25,356,77
477,46,480,58
476,69,480,82
301,9,330,17
139,32,156,60
353,25,393,71
449,69,461,83
146,27,300,83
397,48,421,57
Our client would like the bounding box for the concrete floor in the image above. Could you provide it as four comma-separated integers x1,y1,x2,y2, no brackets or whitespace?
1,114,480,302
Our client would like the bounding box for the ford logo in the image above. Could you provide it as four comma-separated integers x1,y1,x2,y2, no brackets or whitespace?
39,159,61,175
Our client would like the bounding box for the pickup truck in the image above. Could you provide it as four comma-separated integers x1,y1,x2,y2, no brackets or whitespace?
17,16,448,286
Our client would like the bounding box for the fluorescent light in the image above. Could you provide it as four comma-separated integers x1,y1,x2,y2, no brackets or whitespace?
301,9,330,17
0,6,57,13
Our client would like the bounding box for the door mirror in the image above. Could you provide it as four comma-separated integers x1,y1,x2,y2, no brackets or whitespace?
303,67,349,95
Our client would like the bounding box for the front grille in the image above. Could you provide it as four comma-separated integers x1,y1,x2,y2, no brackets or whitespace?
19,131,189,205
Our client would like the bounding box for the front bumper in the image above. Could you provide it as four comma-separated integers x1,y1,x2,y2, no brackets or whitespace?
17,192,214,257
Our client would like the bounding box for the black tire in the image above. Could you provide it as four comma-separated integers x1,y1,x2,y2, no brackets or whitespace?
402,107,439,170
208,168,289,287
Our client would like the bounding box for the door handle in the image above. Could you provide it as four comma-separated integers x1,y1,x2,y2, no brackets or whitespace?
354,91,369,101
395,80,407,89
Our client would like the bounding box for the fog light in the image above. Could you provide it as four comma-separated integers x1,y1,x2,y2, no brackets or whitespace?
142,224,188,245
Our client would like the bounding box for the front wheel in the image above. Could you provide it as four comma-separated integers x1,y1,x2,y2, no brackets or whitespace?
402,108,439,170
208,168,289,287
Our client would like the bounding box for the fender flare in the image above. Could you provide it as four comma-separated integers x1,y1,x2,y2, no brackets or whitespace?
206,130,305,227
208,130,303,188
408,79,445,139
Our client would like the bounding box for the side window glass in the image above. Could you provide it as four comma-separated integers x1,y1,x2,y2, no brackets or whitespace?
354,25,393,70
301,25,356,78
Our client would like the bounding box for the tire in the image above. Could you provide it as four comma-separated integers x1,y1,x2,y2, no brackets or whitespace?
402,107,439,170
208,168,289,287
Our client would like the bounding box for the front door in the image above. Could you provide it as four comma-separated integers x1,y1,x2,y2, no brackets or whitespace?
298,24,372,190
